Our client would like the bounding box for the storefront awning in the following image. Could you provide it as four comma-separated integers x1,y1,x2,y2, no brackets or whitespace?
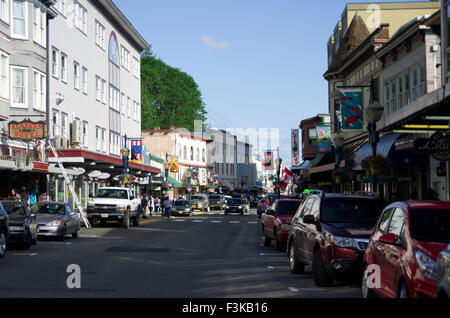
159,171,182,188
354,133,401,170
291,160,310,171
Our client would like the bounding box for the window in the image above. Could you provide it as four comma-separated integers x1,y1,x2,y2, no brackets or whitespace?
121,93,125,114
183,145,187,160
132,100,137,120
52,110,60,137
387,208,405,237
82,121,88,147
33,69,45,111
190,147,194,161
402,73,410,106
0,51,8,99
72,1,87,34
390,81,396,113
82,67,88,94
397,77,403,109
411,63,425,101
73,62,79,89
110,132,120,156
33,5,46,46
308,128,317,144
109,34,120,87
384,82,390,114
11,66,27,108
202,149,205,162
378,208,393,233
0,0,9,23
101,128,106,152
52,49,59,78
56,0,67,16
95,20,105,49
95,76,101,101
95,126,101,150
60,54,67,82
12,0,27,39
101,79,106,103
133,57,139,78
121,46,130,70
61,112,68,139
127,97,131,117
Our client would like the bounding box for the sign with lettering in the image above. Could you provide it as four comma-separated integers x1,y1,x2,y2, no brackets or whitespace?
414,131,450,161
8,120,46,141
32,162,49,172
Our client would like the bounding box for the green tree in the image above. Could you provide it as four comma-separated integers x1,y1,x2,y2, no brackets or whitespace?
141,51,207,131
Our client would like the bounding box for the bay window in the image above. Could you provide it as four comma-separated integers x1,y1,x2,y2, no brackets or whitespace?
12,0,27,39
11,66,27,108
33,69,46,112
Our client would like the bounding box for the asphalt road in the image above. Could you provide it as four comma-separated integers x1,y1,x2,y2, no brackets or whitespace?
0,209,361,298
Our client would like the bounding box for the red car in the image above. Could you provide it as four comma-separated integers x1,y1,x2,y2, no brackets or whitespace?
362,201,450,298
261,199,302,251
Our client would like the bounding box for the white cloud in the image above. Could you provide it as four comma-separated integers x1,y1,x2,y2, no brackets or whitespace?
201,35,230,50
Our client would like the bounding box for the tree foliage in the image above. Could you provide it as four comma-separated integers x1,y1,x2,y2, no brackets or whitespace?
141,51,207,131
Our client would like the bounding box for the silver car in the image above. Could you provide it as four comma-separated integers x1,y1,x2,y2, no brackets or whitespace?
32,202,80,240
190,194,209,212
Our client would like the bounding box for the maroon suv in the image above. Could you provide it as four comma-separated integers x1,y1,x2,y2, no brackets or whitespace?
287,193,386,287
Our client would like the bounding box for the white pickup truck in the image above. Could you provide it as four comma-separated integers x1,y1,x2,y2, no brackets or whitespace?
86,187,141,228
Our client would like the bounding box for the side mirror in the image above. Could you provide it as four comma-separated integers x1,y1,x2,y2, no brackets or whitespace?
379,233,399,245
303,215,316,224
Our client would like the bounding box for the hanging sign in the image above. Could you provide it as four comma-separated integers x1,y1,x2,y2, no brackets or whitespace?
316,125,332,153
340,90,363,130
263,151,274,170
169,157,179,173
130,139,143,163
8,120,47,141
414,131,450,161
291,129,300,167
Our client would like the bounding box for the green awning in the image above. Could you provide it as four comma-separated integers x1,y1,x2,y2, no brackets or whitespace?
159,172,182,188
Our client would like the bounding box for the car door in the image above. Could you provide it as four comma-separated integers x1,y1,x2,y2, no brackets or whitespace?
303,198,320,261
382,208,406,298
66,205,78,233
265,201,277,239
296,198,314,260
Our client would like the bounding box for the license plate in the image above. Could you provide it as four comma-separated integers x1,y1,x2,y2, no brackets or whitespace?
179,211,183,214
101,214,108,218
211,205,215,207
9,226,22,231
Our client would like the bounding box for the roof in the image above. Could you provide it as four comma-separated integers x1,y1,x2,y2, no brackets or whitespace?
404,201,450,210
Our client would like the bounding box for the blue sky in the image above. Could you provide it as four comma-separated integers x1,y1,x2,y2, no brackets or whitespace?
114,0,411,167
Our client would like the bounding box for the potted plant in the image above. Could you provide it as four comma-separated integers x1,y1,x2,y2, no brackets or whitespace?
368,155,387,175
361,157,371,176
121,174,132,184
332,170,348,184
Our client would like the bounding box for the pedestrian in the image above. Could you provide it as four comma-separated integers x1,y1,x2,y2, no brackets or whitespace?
9,188,20,200
38,192,47,202
141,195,149,219
155,197,161,216
149,195,155,216
409,191,418,201
19,186,29,205
257,199,266,219
163,196,173,220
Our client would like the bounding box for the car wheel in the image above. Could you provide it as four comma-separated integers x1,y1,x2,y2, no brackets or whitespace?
274,229,284,251
0,231,7,258
398,281,409,298
72,230,79,239
312,248,334,287
123,210,130,229
289,244,304,274
263,227,272,247
59,226,66,241
132,214,140,227
362,264,376,298
23,230,33,250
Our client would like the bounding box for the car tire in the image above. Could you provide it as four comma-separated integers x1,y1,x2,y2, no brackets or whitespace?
289,244,305,274
312,248,334,287
59,226,66,241
398,281,409,298
132,214,140,227
274,229,284,251
0,231,7,258
263,227,272,247
362,264,376,298
23,230,33,250
123,210,130,229
72,230,79,239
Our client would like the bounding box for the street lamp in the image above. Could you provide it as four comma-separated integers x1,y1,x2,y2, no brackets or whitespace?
366,79,384,194
187,167,192,200
163,155,170,197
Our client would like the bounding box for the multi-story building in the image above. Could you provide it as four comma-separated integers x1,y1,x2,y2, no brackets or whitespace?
443,0,450,96
47,0,158,206
236,139,257,193
0,0,57,198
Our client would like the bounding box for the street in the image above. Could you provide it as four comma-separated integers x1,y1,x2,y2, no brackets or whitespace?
0,209,360,298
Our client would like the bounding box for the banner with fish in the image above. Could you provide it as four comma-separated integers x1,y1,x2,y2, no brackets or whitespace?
340,90,363,130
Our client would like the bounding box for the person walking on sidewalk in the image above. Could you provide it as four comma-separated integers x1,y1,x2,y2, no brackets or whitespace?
155,197,160,216
163,197,173,220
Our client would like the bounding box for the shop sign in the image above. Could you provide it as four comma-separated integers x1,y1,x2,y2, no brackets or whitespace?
8,120,46,141
32,162,48,172
414,131,450,161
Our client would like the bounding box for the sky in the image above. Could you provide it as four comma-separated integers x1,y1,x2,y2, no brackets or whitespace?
113,0,415,168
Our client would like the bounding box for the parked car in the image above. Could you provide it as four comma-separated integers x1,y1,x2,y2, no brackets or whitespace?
32,202,80,240
362,201,450,298
262,199,302,251
0,201,8,258
225,199,244,215
190,194,209,212
287,193,386,287
208,195,226,210
1,200,38,250
172,200,192,216
437,243,450,298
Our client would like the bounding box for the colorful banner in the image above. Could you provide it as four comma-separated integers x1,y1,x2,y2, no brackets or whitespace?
130,139,143,163
169,157,179,173
213,174,219,185
291,129,300,167
316,125,332,153
340,90,363,130
192,168,199,180
263,151,274,170
243,176,248,185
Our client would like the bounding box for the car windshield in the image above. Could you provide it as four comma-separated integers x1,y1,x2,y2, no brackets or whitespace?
191,196,204,200
209,196,221,200
31,203,66,215
409,209,450,243
276,201,302,216
175,201,190,207
96,189,128,199
2,202,26,216
321,199,384,224
228,199,242,205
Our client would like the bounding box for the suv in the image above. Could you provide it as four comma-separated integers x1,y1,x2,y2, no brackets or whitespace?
362,201,450,298
0,201,8,258
208,195,226,210
287,193,385,287
262,199,302,251
1,200,38,250
190,194,209,212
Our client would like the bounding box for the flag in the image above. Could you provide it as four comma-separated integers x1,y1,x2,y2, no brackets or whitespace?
291,129,300,166
263,151,274,170
130,139,143,163
169,157,179,173
281,168,294,190
340,90,363,130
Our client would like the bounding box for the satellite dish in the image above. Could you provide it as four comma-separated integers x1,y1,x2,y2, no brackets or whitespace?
88,170,102,178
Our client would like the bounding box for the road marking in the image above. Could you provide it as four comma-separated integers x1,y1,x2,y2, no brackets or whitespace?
248,221,258,224
267,266,289,270
50,242,72,245
229,221,240,224
140,219,163,225
192,220,203,223
210,220,222,223
173,219,186,222
288,287,327,292
259,253,279,256
11,253,37,256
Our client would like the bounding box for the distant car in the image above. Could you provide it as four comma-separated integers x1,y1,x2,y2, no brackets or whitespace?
287,193,386,287
208,195,226,210
225,199,244,216
172,200,192,216
362,201,450,298
261,199,302,251
32,202,80,240
437,243,450,298
2,200,38,250
190,194,209,212
0,201,8,258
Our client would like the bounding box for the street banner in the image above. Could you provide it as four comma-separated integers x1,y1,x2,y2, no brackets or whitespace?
291,129,300,167
213,174,219,185
281,168,294,190
130,139,143,163
263,151,274,170
340,89,363,130
243,176,248,185
316,125,332,153
192,168,199,180
169,157,179,173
